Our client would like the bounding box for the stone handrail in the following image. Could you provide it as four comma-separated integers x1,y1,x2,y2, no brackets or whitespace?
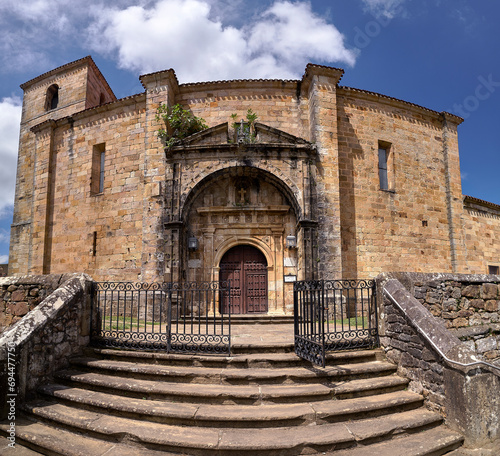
384,284,500,377
380,277,500,446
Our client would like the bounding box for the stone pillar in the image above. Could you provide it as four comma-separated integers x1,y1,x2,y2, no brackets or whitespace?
444,366,500,446
272,228,284,314
441,112,466,273
29,121,56,274
164,221,183,283
297,220,318,281
302,65,344,280
8,122,36,275
139,70,179,282
203,228,215,282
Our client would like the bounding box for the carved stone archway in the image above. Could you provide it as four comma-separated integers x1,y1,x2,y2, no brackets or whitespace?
181,167,297,314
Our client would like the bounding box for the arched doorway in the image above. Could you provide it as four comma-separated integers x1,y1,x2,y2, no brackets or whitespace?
177,166,302,315
220,245,268,314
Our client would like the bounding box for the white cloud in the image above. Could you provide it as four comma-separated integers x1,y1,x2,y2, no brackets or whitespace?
0,0,145,73
361,0,406,18
86,0,357,81
0,0,357,80
248,2,357,73
0,97,21,215
0,230,9,244
0,255,8,264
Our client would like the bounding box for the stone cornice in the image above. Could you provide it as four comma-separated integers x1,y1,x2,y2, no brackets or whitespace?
339,86,464,126
464,195,500,216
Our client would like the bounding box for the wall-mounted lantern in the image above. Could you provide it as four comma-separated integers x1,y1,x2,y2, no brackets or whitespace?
188,237,199,251
286,235,297,249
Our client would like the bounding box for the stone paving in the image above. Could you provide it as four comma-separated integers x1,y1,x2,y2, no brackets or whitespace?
230,323,294,345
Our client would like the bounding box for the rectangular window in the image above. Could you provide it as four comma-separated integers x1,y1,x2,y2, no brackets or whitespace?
378,148,388,190
99,149,105,192
488,265,499,275
91,143,105,194
378,141,393,191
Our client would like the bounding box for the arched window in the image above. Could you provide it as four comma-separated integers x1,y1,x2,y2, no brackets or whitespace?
45,84,59,111
99,93,106,105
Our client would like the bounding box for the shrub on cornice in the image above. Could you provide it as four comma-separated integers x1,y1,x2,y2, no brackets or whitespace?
156,103,208,149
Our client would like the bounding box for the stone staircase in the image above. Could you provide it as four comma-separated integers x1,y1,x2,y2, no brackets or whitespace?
1,343,464,455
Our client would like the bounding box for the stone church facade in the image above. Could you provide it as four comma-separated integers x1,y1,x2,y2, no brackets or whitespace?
9,56,500,315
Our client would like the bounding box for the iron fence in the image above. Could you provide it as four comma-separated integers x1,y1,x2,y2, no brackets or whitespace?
294,279,378,367
90,281,231,355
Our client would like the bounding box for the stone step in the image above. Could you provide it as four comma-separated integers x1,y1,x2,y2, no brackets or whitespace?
0,416,178,456
232,342,295,354
84,347,382,368
54,368,409,404
328,425,464,456
1,437,46,456
69,356,398,385
21,401,444,455
446,447,499,456
36,386,424,428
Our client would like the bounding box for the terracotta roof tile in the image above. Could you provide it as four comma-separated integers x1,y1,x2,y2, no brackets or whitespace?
464,195,500,212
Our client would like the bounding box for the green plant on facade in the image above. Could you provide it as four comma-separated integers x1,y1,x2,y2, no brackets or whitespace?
231,109,258,144
156,103,208,149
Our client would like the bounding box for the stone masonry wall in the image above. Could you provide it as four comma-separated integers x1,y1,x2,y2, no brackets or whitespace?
178,81,306,140
409,274,500,365
337,89,463,279
10,57,500,288
0,275,69,334
45,98,148,281
463,197,500,275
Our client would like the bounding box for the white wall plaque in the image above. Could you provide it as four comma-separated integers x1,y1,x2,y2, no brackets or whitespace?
284,257,297,267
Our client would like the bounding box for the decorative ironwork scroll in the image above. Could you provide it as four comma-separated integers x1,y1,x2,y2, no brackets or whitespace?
90,281,231,355
294,279,378,367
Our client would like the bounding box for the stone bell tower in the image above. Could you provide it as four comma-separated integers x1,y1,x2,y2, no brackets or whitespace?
9,56,116,275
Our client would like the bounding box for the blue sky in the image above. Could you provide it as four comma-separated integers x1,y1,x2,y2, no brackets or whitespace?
0,0,499,264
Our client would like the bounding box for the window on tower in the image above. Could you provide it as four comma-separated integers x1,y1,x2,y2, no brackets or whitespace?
45,84,59,111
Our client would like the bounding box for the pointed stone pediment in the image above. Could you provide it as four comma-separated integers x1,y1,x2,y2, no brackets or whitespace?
172,122,312,148
178,122,230,146
253,123,311,145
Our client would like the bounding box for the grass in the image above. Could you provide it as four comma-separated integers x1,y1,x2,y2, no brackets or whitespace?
102,316,161,331
327,316,368,327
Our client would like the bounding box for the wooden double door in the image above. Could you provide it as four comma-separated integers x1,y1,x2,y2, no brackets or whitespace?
220,245,268,314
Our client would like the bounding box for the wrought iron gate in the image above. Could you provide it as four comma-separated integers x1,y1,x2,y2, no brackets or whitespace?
294,279,378,367
90,281,231,355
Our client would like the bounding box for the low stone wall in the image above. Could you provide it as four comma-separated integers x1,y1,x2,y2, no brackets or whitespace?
0,274,94,420
0,275,76,334
453,324,500,366
388,272,500,365
378,273,500,447
377,276,458,412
